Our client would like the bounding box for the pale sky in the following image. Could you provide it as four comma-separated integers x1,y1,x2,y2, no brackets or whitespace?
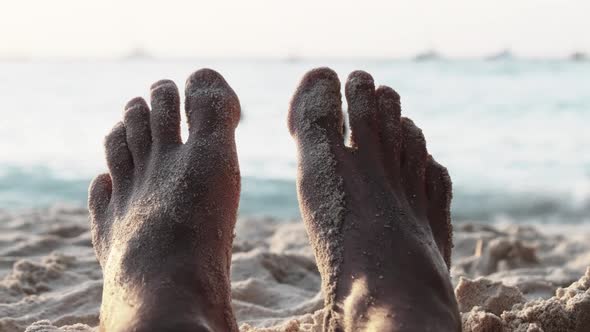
1,0,588,58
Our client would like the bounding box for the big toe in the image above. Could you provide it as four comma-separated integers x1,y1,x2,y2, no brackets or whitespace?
288,68,347,230
288,67,344,148
184,68,240,141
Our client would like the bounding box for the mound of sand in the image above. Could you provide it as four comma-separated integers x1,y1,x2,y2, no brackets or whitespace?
0,207,588,332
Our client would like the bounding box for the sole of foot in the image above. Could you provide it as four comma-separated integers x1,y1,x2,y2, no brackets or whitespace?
288,68,461,332
88,69,241,332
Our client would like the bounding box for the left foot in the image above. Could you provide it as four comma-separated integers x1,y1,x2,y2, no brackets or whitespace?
88,69,241,332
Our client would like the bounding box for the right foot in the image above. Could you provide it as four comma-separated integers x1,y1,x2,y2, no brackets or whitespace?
288,68,461,332
88,69,241,332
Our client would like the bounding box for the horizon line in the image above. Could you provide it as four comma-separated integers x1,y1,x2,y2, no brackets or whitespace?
0,52,587,62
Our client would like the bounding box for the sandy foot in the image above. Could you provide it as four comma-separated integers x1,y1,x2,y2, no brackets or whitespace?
87,69,241,331
288,68,460,331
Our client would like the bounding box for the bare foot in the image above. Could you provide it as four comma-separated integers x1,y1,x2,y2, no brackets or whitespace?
288,68,461,332
88,69,241,332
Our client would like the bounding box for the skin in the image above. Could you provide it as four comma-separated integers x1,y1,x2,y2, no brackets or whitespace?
88,67,460,332
288,68,461,332
88,69,241,332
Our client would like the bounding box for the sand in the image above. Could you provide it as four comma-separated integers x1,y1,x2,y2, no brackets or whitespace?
0,206,589,332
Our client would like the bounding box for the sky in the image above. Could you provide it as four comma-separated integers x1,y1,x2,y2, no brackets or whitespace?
1,0,588,58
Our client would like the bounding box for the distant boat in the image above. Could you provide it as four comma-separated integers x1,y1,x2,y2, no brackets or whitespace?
284,53,302,63
485,49,514,61
124,47,152,60
0,55,30,62
570,52,587,62
413,50,441,61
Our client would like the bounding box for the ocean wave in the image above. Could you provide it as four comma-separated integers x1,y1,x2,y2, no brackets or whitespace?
1,166,588,224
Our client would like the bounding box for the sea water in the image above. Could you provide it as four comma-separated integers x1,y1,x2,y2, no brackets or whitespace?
0,58,589,223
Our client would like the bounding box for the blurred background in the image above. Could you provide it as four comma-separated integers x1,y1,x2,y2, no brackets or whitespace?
1,0,589,223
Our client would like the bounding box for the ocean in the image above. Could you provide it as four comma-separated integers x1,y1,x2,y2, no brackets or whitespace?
0,58,589,223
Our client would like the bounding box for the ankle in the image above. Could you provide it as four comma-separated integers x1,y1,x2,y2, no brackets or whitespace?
332,275,459,332
101,310,215,332
100,278,237,332
124,312,217,332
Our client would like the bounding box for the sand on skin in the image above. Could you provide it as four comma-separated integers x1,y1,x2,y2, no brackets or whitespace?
0,206,589,332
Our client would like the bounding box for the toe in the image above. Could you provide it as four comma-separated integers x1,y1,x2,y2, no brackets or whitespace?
184,68,240,141
288,67,344,147
288,68,347,263
88,173,113,265
123,97,151,167
104,122,133,189
88,173,112,220
345,71,379,151
426,157,453,269
150,79,182,145
400,117,428,214
375,86,402,181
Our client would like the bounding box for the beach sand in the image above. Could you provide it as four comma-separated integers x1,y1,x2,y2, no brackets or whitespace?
0,206,588,332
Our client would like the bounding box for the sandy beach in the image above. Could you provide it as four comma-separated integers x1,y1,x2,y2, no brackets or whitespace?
0,206,587,331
